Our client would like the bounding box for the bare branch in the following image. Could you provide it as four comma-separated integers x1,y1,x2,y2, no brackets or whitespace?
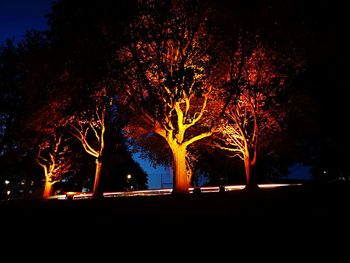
184,131,212,147
69,123,99,157
54,136,62,153
184,89,210,130
89,121,100,142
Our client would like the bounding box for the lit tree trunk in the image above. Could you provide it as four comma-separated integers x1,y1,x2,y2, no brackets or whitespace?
247,110,258,189
171,145,189,194
244,156,251,187
92,159,103,198
244,148,258,190
43,179,54,199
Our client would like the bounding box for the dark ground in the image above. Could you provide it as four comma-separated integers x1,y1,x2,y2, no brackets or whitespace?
2,182,350,223
1,182,349,256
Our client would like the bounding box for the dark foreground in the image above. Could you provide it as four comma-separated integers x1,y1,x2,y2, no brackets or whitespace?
1,183,350,253
2,183,350,224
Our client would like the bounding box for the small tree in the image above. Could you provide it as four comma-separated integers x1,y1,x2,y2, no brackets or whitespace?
69,88,107,198
36,133,72,198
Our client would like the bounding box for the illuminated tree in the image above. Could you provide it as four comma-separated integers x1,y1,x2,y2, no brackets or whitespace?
118,0,226,194
69,88,108,198
216,45,286,188
36,133,72,198
21,72,76,198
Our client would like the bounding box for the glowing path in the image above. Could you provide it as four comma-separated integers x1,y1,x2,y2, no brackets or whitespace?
48,183,302,200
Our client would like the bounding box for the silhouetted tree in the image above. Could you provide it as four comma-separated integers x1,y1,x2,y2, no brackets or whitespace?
0,40,20,153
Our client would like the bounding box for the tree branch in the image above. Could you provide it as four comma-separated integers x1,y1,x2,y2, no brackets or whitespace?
184,88,210,130
184,131,212,147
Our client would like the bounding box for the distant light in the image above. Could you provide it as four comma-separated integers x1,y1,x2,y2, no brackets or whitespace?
4,180,10,185
258,183,302,188
6,190,10,196
127,174,132,180
65,192,78,196
323,170,327,174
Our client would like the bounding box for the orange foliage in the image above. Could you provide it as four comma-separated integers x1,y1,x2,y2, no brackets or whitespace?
215,44,287,186
36,134,72,198
118,1,224,193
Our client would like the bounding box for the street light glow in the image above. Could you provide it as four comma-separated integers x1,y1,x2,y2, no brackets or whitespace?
127,174,132,180
5,180,10,185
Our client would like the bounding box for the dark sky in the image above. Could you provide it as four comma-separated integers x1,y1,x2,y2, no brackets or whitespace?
0,0,52,45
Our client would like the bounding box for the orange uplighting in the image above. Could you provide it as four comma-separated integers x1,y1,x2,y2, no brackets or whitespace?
37,135,72,199
69,91,106,199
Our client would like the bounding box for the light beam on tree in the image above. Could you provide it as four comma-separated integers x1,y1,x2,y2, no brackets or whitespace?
119,0,225,194
216,45,286,188
36,134,72,198
70,88,106,198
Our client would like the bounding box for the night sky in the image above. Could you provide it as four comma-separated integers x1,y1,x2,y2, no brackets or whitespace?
0,0,51,45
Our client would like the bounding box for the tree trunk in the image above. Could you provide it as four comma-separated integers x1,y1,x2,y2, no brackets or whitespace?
244,157,258,190
43,180,54,199
244,156,251,187
172,145,189,194
92,159,103,198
